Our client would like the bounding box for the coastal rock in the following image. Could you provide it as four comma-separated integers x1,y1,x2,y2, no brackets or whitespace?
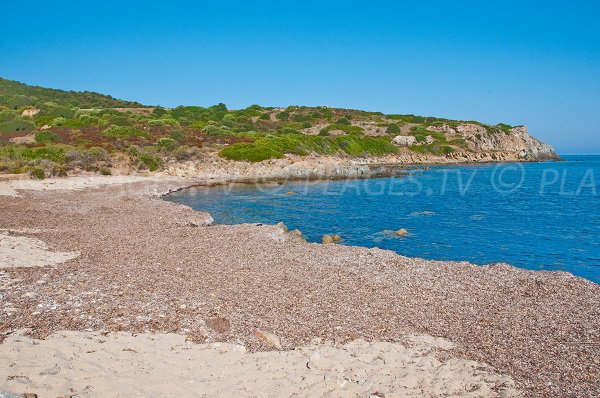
322,234,342,244
395,229,409,236
322,235,335,244
427,123,558,160
276,222,289,233
392,135,417,147
289,229,304,240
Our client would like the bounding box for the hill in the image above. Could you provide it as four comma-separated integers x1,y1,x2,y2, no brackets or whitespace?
0,77,558,178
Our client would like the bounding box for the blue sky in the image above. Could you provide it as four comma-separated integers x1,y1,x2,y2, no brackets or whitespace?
1,1,599,153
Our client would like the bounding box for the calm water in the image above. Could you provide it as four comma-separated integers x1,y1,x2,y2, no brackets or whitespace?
166,155,600,284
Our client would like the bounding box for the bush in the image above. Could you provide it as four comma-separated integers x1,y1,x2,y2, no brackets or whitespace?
0,118,35,133
139,153,161,171
410,144,455,156
497,123,513,134
35,131,59,143
218,134,396,162
203,124,229,136
386,123,401,134
336,117,351,125
276,111,290,121
169,129,187,143
102,125,149,138
29,167,45,179
99,166,112,175
320,123,363,136
155,137,178,151
172,145,201,161
65,147,109,171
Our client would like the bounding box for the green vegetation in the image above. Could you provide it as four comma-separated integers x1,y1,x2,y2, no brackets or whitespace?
0,77,518,174
219,134,397,162
35,131,59,143
319,123,363,136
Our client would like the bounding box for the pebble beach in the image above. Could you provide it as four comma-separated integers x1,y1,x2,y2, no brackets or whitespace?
0,175,599,397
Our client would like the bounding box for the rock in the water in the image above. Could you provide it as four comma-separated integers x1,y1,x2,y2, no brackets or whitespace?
322,235,334,244
322,234,341,244
276,222,288,232
254,330,282,349
289,229,304,240
395,228,409,236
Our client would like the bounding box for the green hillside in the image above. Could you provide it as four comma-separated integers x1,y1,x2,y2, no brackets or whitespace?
0,77,514,178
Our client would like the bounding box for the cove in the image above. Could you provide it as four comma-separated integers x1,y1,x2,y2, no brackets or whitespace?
165,155,600,284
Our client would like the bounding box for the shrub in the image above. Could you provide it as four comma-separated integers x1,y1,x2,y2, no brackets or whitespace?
320,123,363,136
172,145,201,161
139,153,161,171
410,144,455,156
102,125,149,138
29,167,45,179
497,123,513,134
99,166,112,175
155,137,178,151
35,131,59,143
0,119,35,133
152,107,168,117
336,117,351,125
218,134,396,162
334,136,398,156
386,123,401,134
276,111,290,121
169,129,187,143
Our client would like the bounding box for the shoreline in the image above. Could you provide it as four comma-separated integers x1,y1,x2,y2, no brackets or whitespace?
0,174,599,397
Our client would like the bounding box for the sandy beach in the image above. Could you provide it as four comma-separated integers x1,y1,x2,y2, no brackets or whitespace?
1,175,599,397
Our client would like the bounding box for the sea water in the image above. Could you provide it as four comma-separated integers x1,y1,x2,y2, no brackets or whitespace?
166,155,600,284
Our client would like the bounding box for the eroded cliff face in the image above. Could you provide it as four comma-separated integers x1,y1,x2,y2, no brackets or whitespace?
427,123,558,160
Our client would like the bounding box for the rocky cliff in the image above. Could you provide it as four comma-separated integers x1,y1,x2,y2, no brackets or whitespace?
425,123,558,161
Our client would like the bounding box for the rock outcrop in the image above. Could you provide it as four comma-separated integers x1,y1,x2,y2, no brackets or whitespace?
427,123,558,160
392,135,417,147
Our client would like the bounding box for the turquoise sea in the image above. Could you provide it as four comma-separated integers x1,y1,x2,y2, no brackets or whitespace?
166,155,600,284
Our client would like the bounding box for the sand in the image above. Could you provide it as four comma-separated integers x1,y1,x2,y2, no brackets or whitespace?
0,176,599,397
0,175,166,197
0,330,520,397
0,231,79,268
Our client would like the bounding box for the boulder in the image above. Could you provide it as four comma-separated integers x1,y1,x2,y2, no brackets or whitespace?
395,228,409,236
392,135,417,147
322,234,342,244
322,235,334,244
289,229,304,240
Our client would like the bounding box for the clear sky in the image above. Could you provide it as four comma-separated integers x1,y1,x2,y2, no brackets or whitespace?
1,1,599,153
